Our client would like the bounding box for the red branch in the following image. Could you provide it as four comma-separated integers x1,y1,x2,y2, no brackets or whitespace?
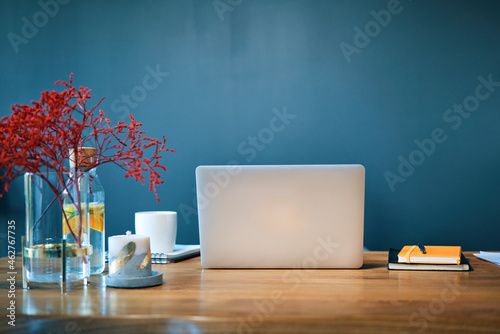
0,74,175,201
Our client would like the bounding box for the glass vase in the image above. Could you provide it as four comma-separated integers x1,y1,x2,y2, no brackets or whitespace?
23,172,91,284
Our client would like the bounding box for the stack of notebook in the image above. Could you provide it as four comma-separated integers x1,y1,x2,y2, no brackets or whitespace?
151,244,200,264
388,245,470,271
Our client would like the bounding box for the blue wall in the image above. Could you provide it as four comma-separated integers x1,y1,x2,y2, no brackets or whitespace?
1,0,499,253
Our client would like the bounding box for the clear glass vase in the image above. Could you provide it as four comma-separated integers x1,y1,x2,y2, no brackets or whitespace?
23,172,91,284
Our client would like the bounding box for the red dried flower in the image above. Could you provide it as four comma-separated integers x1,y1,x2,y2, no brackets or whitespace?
0,74,175,201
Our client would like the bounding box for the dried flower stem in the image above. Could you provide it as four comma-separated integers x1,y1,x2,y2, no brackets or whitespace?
0,74,175,247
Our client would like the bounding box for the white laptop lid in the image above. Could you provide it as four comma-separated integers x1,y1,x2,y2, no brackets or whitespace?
196,164,365,269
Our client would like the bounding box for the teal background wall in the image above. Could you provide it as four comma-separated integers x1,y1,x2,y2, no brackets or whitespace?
1,0,499,254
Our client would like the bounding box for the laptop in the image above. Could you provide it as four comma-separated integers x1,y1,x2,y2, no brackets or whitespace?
196,164,365,269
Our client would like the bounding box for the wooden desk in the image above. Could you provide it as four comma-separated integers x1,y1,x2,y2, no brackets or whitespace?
1,252,499,333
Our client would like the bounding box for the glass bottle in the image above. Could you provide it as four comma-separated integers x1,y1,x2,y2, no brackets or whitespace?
87,163,105,274
69,147,105,275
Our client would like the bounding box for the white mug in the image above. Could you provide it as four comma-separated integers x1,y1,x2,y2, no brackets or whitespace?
135,211,177,254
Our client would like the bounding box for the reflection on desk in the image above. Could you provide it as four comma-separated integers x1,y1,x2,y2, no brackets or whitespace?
1,252,499,333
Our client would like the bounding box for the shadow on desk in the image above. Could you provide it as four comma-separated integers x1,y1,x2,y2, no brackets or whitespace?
360,262,386,270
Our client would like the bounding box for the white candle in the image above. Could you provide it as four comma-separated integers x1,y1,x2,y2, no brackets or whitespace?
108,231,150,258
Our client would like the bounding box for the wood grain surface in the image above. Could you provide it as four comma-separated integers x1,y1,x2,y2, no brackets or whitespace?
1,252,499,333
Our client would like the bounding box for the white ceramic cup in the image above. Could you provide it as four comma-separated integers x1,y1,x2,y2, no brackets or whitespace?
135,211,177,254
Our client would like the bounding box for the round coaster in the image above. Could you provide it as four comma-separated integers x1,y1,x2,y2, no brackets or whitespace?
106,271,163,288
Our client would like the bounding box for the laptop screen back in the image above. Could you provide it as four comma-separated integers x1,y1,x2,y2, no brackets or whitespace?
196,164,365,269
